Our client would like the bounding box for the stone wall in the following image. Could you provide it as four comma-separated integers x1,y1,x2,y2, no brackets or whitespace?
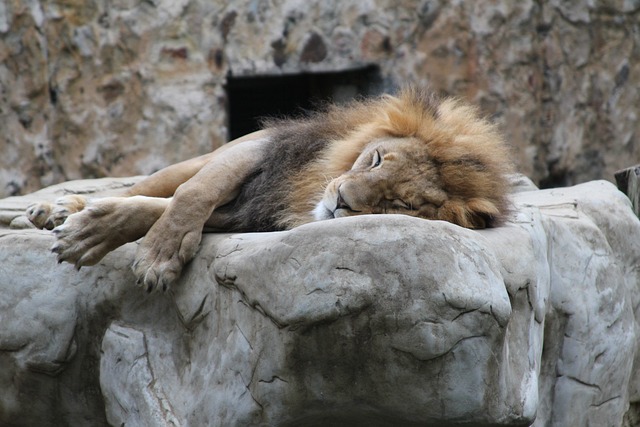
1,0,639,197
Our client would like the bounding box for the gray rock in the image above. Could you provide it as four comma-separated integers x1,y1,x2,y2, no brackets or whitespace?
1,0,639,197
0,178,639,426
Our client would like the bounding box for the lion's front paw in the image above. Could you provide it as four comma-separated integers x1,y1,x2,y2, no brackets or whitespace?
26,195,87,230
132,228,202,293
50,198,140,269
52,212,120,270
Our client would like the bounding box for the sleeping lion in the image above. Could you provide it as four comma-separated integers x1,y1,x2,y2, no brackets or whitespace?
26,87,512,292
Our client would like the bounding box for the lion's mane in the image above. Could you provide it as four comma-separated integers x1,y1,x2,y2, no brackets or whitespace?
219,87,512,231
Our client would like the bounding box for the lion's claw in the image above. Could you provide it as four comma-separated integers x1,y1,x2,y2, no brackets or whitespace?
131,228,201,293
133,257,179,293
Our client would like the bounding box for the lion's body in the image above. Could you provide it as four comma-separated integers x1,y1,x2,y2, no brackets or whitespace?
27,87,512,291
211,118,333,231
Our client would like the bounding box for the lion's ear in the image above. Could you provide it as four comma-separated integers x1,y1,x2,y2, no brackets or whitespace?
438,198,501,229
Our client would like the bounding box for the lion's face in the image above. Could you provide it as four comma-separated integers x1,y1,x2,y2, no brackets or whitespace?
287,89,509,230
314,137,449,222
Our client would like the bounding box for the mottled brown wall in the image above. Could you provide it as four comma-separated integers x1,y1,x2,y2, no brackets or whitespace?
1,0,638,197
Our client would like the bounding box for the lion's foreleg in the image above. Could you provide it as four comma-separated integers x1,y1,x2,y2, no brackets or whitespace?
52,196,169,270
123,130,270,198
132,137,269,292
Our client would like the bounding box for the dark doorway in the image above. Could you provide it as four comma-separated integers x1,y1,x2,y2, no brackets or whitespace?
225,66,382,140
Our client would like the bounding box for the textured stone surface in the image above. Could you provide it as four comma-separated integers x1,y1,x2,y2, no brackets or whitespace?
1,1,639,197
0,178,639,426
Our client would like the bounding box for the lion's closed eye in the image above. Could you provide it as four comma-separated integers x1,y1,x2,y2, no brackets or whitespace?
370,150,382,169
391,199,411,209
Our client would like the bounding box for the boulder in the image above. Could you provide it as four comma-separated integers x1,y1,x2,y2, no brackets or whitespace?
2,0,640,197
0,178,638,426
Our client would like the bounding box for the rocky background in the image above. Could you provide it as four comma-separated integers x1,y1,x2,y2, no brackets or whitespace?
1,0,639,197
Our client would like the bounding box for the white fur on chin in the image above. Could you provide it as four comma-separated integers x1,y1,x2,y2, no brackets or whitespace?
312,201,334,221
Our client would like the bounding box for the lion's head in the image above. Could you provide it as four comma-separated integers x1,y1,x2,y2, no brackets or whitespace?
314,137,447,221
312,89,512,229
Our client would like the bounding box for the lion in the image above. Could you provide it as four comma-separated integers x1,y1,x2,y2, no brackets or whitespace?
26,87,512,292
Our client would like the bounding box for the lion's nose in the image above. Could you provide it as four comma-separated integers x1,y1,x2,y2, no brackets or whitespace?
336,189,352,211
